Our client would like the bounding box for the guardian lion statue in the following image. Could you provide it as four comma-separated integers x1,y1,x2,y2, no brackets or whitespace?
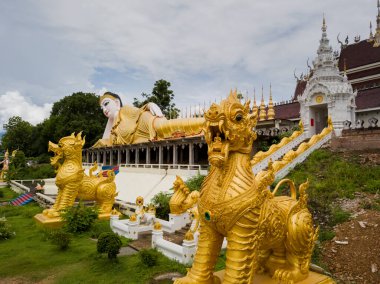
43,132,117,218
174,91,319,284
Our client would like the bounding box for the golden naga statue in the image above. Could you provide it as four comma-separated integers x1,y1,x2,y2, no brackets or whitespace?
174,91,320,284
92,92,204,147
43,133,117,218
169,176,200,215
251,120,304,165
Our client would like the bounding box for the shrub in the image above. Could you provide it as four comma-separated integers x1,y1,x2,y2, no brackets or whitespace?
151,192,171,220
89,221,112,239
97,232,122,259
0,217,15,240
48,229,72,250
139,249,159,267
61,201,98,233
185,174,205,192
0,190,4,198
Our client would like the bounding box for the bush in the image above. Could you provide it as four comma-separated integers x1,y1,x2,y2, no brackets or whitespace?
0,191,4,198
0,217,15,240
61,201,98,233
89,221,113,239
48,229,72,250
139,249,159,267
185,174,205,192
151,192,171,220
97,232,122,259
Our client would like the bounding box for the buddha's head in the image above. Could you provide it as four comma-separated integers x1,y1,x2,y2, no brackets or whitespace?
99,92,123,118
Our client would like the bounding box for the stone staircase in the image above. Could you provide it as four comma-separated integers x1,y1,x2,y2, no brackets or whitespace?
252,120,334,180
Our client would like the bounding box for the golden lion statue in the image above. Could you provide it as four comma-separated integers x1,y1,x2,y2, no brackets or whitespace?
43,132,117,218
169,176,200,215
174,91,319,284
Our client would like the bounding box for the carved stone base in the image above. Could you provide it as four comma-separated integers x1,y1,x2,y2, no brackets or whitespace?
214,270,335,284
34,213,63,228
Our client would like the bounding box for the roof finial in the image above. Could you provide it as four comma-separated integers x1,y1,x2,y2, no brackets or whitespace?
370,21,374,41
322,13,327,33
259,85,267,121
252,88,258,115
267,84,275,120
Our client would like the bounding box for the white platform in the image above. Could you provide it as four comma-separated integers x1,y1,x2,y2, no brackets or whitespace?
10,166,206,204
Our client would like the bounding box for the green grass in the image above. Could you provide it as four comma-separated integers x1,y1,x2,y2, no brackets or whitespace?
0,200,186,283
0,186,19,202
283,149,380,229
282,149,380,271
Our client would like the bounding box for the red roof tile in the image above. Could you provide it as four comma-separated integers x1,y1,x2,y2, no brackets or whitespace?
274,102,300,119
293,80,307,100
355,87,380,110
338,40,380,70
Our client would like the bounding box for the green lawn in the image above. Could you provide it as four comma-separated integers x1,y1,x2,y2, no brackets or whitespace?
0,198,186,283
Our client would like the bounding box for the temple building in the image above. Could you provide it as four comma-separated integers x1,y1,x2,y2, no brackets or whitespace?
258,3,380,136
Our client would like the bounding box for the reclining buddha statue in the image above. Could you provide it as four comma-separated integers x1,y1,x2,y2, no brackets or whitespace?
92,92,204,147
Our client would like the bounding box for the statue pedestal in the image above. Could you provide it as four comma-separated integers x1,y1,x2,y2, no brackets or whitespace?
214,270,335,284
34,213,63,228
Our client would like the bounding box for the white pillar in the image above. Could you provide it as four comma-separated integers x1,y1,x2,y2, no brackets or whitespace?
182,239,197,265
189,142,194,165
152,228,164,248
173,144,178,165
117,149,121,165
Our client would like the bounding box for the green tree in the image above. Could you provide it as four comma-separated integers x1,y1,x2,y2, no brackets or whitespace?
44,92,107,149
133,79,179,119
1,116,33,156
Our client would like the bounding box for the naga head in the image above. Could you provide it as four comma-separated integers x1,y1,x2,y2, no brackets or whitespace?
48,132,85,166
204,90,257,168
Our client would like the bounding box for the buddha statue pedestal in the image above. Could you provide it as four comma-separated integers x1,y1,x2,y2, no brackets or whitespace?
214,270,335,283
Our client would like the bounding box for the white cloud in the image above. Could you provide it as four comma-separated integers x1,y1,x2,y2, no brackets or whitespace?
0,91,52,127
0,0,376,114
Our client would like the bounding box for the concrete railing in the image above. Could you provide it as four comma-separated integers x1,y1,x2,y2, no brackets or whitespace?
252,132,307,174
274,132,332,180
152,229,196,265
119,163,208,171
10,180,31,194
82,162,103,167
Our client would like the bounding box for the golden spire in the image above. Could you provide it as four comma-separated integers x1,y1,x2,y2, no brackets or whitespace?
267,84,275,120
259,85,267,121
252,88,258,115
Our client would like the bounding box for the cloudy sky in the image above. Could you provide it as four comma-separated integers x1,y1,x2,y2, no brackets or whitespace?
0,0,376,127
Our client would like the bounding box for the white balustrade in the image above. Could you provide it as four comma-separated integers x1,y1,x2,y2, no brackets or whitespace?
252,132,307,174
274,132,332,180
